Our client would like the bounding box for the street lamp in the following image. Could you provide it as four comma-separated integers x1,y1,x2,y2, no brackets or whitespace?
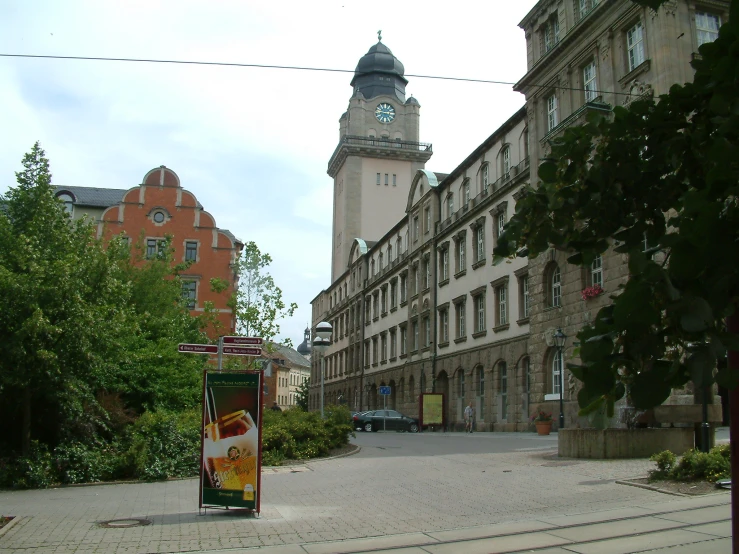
553,328,567,430
313,321,333,418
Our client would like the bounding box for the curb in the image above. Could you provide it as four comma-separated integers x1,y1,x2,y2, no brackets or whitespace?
616,478,729,498
264,444,361,469
0,516,24,539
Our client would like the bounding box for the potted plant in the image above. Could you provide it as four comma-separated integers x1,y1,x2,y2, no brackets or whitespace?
581,284,604,300
531,410,553,435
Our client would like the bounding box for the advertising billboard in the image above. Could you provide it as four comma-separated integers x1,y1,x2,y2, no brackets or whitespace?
420,393,444,428
199,371,263,512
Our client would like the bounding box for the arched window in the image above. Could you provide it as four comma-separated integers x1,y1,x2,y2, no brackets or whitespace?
388,244,393,263
547,264,562,307
379,253,384,271
552,348,563,396
499,361,508,420
446,193,454,219
371,258,376,276
458,370,465,399
481,164,490,193
477,366,485,419
501,146,511,179
461,180,470,207
56,192,74,215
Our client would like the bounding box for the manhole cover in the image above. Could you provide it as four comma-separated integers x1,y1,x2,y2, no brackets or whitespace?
98,518,151,528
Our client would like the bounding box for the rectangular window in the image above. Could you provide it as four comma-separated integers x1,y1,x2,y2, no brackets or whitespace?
393,174,397,186
696,12,720,47
502,148,510,179
390,329,397,358
146,238,157,259
423,316,430,347
464,182,470,206
425,207,431,234
441,249,449,280
385,173,389,186
627,21,645,71
381,334,387,361
458,237,466,271
440,309,449,343
413,216,419,242
412,321,419,351
423,258,430,290
482,165,489,192
497,285,507,326
381,288,387,313
373,293,378,318
400,274,407,303
547,94,558,132
401,326,407,355
182,280,196,309
591,254,603,287
583,61,597,102
457,303,466,338
476,227,485,262
390,281,397,308
372,337,378,364
377,173,381,185
522,276,530,318
496,212,506,243
475,295,485,332
185,241,198,262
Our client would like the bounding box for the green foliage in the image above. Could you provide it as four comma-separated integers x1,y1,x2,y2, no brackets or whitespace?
649,445,730,483
230,241,297,346
494,5,739,413
0,441,55,489
295,377,310,411
123,409,201,481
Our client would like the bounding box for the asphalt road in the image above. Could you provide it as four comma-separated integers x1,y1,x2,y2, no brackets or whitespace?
351,428,560,457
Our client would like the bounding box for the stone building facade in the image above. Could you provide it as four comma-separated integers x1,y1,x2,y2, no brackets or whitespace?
311,0,729,431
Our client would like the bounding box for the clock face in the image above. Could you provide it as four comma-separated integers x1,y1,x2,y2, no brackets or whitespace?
375,103,396,123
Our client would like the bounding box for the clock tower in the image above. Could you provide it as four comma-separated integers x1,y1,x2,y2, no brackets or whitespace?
328,36,432,281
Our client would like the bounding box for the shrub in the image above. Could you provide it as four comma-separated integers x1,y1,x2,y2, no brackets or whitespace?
53,441,123,484
649,445,730,482
122,408,200,481
0,441,56,489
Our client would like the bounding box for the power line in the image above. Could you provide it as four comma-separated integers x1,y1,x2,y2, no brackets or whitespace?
0,52,632,96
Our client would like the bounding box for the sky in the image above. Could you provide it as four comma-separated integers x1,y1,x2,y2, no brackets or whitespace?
0,0,539,346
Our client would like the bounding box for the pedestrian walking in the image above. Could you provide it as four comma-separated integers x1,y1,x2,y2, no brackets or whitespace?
464,401,475,433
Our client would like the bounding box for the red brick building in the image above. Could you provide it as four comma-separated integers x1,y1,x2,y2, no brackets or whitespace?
55,165,242,337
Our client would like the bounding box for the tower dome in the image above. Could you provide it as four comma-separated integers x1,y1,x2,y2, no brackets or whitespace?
350,37,408,102
296,326,311,358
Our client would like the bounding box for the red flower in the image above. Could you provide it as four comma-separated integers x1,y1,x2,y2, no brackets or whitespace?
581,284,604,300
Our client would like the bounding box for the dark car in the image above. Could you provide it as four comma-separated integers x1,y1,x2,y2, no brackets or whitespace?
353,410,419,433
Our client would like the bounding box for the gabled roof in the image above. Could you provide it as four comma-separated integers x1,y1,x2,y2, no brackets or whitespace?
266,342,311,368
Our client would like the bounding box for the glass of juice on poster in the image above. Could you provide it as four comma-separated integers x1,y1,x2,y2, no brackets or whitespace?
204,410,258,498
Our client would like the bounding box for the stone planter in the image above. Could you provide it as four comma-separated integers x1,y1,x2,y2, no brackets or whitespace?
558,428,696,459
535,422,552,435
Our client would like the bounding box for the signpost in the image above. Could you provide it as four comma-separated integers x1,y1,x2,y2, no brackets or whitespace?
222,346,262,356
379,386,391,431
223,336,263,346
177,337,264,370
178,344,219,354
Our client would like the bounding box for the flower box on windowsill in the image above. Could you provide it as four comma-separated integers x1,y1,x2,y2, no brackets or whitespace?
581,284,604,300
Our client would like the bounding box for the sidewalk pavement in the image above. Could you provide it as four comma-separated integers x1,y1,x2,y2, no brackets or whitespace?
0,431,732,553
194,493,730,553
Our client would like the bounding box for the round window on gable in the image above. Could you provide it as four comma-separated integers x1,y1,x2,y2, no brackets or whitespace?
153,211,165,223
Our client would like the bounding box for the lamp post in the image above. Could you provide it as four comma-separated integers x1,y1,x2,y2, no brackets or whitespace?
553,328,567,430
313,321,333,418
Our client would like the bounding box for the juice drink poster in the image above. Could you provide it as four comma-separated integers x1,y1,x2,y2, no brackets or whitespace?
200,371,262,510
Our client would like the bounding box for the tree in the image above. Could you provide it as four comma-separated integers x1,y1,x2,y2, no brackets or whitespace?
296,377,310,411
230,242,297,346
0,143,135,454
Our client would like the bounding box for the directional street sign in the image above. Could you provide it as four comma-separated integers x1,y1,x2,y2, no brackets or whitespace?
222,346,262,356
178,343,219,354
379,386,391,395
223,336,264,346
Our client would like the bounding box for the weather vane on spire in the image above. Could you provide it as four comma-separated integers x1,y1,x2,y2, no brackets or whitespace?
378,30,382,42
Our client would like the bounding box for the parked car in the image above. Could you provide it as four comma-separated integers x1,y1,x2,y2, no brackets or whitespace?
353,410,419,433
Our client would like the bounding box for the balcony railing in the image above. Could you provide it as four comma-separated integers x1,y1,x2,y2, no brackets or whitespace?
329,135,433,167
